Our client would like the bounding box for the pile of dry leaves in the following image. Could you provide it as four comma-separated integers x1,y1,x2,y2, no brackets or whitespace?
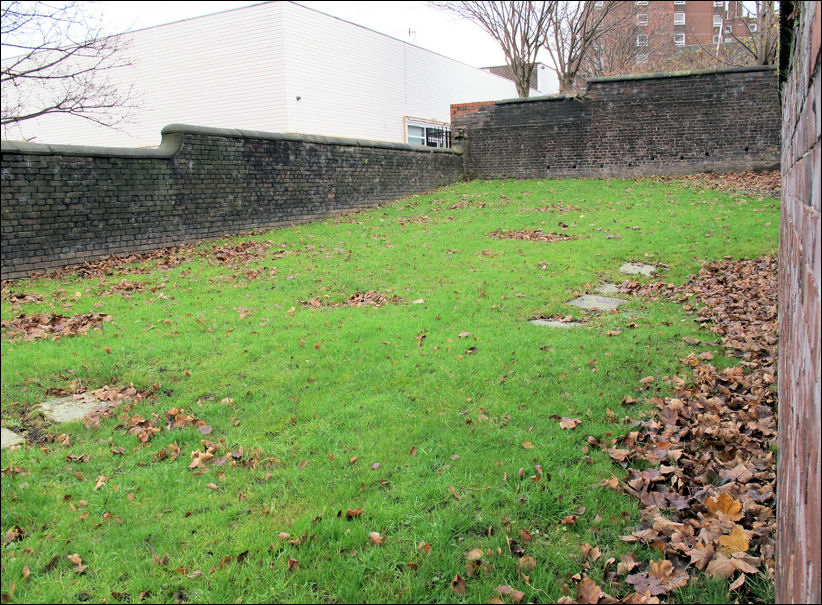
1,312,112,341
209,240,277,266
529,204,582,213
300,290,404,309
655,171,781,199
572,257,778,603
489,230,583,242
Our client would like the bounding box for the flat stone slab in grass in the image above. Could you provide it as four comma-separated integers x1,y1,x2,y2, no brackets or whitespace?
567,295,625,311
595,283,620,295
529,319,585,328
620,263,657,276
39,394,112,424
1,427,25,449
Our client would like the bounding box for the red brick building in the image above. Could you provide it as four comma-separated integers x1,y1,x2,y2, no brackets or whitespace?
591,1,765,75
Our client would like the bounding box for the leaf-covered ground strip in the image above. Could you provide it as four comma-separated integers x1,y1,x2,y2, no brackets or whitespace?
0,176,779,604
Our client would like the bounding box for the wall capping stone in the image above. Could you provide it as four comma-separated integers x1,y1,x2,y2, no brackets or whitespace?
1,124,462,158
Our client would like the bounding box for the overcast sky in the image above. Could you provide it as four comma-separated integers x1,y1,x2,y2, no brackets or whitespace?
97,1,522,68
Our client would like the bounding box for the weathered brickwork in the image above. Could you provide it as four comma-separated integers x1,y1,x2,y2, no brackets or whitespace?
452,66,781,179
0,126,463,280
777,2,821,603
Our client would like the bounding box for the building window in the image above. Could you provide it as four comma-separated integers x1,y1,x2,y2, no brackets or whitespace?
713,34,721,43
749,22,758,32
713,0,723,6
713,15,723,27
725,24,733,33
594,1,604,7
637,13,648,25
674,33,686,46
635,1,648,5
406,121,450,148
636,33,648,46
636,53,649,64
673,0,686,4
674,13,685,25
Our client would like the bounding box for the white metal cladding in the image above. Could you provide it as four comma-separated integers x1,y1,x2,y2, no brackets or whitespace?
4,1,519,147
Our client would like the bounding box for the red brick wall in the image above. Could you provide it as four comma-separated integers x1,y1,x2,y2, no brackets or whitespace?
450,101,496,123
777,2,821,603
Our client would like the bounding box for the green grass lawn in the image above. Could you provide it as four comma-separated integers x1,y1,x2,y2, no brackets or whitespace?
0,177,779,603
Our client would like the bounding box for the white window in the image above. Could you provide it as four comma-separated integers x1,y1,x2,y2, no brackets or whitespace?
749,23,758,32
674,13,685,25
594,1,604,7
674,33,686,46
406,121,450,148
407,125,425,146
673,0,686,4
713,15,723,27
635,1,648,5
636,33,649,46
714,1,723,6
637,13,648,25
713,34,721,43
725,24,733,33
636,53,649,64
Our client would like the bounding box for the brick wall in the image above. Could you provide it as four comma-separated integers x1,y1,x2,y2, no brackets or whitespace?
777,2,821,603
0,125,463,280
452,66,781,179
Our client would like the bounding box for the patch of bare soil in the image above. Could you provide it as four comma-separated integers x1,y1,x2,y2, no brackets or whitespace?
655,171,781,198
577,257,777,603
490,229,584,242
300,290,404,309
1,312,112,341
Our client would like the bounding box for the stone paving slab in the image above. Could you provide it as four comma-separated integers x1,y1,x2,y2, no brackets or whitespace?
595,283,621,295
38,393,111,424
620,263,657,276
567,294,625,311
529,319,585,328
1,427,25,449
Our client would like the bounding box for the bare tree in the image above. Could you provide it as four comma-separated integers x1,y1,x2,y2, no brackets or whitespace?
681,1,779,69
1,1,134,137
542,1,630,94
577,8,670,81
430,1,555,98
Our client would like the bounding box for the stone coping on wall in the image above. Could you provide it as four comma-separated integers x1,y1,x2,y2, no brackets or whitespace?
0,123,462,158
494,65,778,105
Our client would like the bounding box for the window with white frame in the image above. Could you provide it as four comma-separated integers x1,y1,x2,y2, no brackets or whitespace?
713,1,723,6
637,13,648,25
594,1,604,7
713,34,721,43
405,120,450,147
725,24,733,33
713,15,723,27
635,1,648,5
673,0,686,4
674,33,686,46
406,125,425,146
674,13,685,25
636,33,648,46
636,53,648,63
749,22,758,32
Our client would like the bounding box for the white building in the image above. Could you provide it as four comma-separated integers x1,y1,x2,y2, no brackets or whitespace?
4,1,528,148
